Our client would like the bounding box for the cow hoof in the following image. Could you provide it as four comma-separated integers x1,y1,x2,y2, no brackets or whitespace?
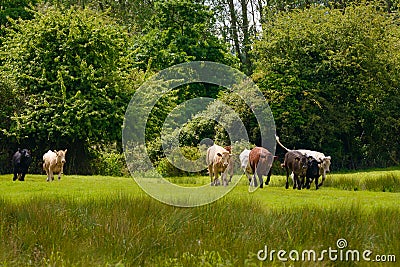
285,183,289,189
259,184,263,189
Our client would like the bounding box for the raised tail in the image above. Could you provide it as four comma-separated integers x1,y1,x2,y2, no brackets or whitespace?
275,135,290,152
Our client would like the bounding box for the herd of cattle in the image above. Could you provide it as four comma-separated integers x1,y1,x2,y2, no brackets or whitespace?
11,148,67,182
206,136,331,190
11,136,331,190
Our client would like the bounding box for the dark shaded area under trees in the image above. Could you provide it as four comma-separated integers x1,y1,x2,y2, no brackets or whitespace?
1,0,399,175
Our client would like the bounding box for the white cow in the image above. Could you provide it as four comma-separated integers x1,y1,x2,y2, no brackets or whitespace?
276,136,331,187
239,149,252,182
206,144,231,186
43,149,67,181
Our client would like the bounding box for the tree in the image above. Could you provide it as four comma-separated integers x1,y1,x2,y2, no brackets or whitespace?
134,0,236,72
253,3,400,169
1,6,141,174
41,0,155,32
129,0,238,164
209,0,261,75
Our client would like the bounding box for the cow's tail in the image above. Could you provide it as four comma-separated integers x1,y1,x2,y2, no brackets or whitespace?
276,135,290,152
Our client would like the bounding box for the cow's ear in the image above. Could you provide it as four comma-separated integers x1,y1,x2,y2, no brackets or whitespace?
54,150,57,153
217,153,222,157
325,156,331,160
64,149,67,153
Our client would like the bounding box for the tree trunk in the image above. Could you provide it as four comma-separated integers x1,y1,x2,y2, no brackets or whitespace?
227,0,242,62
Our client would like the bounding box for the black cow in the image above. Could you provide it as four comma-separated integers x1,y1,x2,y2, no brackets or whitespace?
12,148,32,181
304,157,321,190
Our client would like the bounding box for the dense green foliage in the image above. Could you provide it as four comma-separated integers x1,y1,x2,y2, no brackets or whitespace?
133,0,236,71
1,0,400,174
254,3,400,169
1,7,142,173
0,0,38,37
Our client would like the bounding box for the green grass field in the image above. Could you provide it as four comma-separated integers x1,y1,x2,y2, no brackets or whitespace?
1,170,399,266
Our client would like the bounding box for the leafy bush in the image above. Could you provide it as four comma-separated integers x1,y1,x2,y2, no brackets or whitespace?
91,152,128,177
156,146,206,177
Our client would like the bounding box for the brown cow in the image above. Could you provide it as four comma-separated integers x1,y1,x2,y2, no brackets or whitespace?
282,150,308,190
206,144,231,186
43,149,67,181
248,147,276,188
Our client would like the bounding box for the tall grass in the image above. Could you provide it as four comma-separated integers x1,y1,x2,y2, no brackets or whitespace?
323,172,400,192
165,169,400,193
1,172,399,266
0,194,399,266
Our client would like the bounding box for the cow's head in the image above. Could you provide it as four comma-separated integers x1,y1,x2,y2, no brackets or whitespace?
55,149,67,164
216,151,231,168
295,154,308,174
319,156,331,173
307,157,320,178
20,149,32,163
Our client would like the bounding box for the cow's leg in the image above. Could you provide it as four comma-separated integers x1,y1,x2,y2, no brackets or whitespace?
318,171,326,187
265,169,272,185
45,171,50,182
208,165,214,186
257,170,263,188
49,169,54,181
305,178,311,189
213,166,220,186
58,165,64,180
245,172,252,184
251,172,258,187
19,172,26,181
298,175,305,190
285,167,290,189
221,171,226,186
293,174,298,189
315,177,319,190
58,167,63,180
13,169,18,181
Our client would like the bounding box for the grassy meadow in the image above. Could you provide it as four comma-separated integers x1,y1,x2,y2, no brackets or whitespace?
0,170,399,266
